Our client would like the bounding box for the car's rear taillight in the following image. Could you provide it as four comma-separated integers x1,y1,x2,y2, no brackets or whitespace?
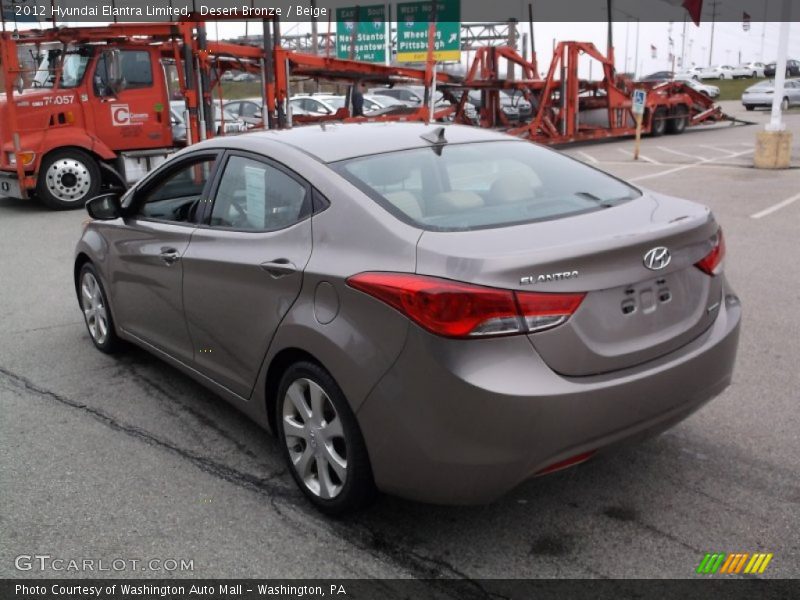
347,273,585,338
695,228,725,276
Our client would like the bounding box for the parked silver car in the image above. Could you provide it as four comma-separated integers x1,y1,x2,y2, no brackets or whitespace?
742,78,800,111
74,123,741,513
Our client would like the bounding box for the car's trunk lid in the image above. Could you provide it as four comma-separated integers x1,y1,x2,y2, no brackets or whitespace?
415,191,722,376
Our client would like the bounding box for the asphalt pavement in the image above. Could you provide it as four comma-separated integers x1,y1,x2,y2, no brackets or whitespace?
1,100,798,583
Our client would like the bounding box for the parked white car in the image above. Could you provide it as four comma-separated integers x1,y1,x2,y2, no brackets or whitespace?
677,78,721,98
676,66,703,81
169,100,246,137
699,65,735,80
290,95,339,116
731,62,766,79
742,78,800,111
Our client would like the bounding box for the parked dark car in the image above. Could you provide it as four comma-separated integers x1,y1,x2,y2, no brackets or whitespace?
764,60,800,78
639,71,675,82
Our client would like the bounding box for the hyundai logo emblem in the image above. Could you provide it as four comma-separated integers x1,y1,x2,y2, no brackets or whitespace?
643,246,671,271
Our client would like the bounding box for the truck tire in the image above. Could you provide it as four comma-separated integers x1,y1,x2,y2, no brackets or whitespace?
37,149,101,210
667,105,688,135
649,107,668,137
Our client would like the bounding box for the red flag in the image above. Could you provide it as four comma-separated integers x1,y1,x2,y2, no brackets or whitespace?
682,0,703,26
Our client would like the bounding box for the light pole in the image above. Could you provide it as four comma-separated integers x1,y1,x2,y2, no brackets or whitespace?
754,0,794,169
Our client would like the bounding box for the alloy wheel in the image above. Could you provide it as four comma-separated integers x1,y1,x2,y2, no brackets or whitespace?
282,378,348,499
80,271,109,345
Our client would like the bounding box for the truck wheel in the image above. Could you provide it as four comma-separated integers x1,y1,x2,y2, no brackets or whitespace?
37,149,101,210
649,107,668,137
667,106,688,135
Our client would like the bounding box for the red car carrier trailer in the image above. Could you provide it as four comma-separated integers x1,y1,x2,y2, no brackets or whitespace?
0,17,736,209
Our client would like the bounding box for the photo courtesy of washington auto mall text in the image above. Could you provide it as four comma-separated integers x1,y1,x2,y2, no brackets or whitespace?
1,0,799,598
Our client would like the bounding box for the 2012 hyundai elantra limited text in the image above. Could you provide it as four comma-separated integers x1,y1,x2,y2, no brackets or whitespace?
74,123,740,514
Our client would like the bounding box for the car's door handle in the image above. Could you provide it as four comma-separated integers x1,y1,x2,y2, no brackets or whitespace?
159,248,181,265
260,259,297,278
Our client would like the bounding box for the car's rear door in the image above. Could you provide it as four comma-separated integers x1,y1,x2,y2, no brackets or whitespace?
181,151,314,398
111,153,219,361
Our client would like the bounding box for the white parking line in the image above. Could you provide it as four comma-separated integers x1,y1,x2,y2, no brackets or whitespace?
657,146,706,161
750,192,800,219
575,150,599,164
617,148,662,164
629,148,753,183
701,145,738,157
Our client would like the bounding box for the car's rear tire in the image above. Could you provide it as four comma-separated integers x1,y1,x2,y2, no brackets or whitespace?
78,263,121,354
667,105,688,135
781,97,790,111
37,149,101,210
649,107,668,136
745,105,755,111
276,361,376,515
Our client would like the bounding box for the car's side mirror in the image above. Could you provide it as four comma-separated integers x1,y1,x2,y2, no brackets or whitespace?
86,192,122,220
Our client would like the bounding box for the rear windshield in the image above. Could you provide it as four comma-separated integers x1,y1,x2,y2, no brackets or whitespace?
333,141,640,231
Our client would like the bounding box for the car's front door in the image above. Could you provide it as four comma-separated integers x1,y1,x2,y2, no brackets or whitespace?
110,153,219,361
182,152,314,398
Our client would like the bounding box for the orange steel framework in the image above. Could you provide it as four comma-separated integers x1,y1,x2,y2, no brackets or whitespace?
0,16,735,198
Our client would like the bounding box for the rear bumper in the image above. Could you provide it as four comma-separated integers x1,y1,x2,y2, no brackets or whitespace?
0,171,23,199
357,291,741,505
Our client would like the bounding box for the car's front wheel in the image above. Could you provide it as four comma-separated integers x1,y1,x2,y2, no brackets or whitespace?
78,263,121,353
277,361,376,515
745,104,755,111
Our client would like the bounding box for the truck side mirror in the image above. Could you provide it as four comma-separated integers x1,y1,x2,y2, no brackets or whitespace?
86,191,122,220
103,49,125,95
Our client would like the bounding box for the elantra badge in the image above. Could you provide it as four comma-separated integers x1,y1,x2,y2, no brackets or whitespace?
520,270,579,285
643,246,671,270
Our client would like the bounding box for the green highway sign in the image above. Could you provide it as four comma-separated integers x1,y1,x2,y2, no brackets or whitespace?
396,0,461,62
336,5,387,63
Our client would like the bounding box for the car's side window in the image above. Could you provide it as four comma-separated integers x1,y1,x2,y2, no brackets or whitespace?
209,155,310,231
242,102,259,117
136,156,217,223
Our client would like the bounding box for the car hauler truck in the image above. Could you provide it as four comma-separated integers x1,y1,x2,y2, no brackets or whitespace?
0,21,268,209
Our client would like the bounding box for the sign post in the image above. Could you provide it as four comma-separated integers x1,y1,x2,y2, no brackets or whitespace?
396,0,460,63
632,88,647,161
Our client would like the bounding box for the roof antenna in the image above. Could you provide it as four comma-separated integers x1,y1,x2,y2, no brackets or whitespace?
420,126,448,155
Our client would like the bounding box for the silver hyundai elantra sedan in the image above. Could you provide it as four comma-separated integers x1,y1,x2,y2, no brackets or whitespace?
74,123,740,514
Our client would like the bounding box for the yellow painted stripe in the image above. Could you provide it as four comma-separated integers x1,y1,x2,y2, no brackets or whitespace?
749,553,766,573
734,553,749,573
758,553,773,574
719,554,736,574
744,554,760,574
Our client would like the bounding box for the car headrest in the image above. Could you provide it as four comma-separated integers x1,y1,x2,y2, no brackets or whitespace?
490,174,533,203
384,191,423,220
